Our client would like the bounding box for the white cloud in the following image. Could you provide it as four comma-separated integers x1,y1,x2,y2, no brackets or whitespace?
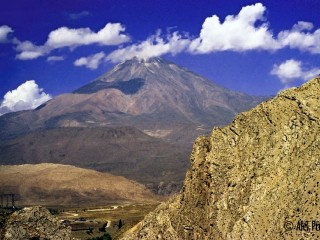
17,51,44,60
74,51,106,69
46,23,129,48
292,21,314,32
68,11,91,20
15,40,50,60
105,3,281,62
47,56,65,62
104,3,320,63
0,80,52,115
106,31,190,63
189,3,280,53
0,25,13,43
271,59,320,84
278,21,320,54
15,23,130,60
11,3,320,65
271,59,302,84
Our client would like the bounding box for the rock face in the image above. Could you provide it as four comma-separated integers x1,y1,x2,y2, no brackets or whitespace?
121,78,320,240
2,206,75,240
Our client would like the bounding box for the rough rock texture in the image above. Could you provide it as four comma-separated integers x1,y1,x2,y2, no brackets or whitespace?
2,206,76,240
121,78,320,240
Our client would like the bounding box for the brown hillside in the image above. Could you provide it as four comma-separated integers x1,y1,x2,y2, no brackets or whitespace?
0,126,189,195
0,163,158,207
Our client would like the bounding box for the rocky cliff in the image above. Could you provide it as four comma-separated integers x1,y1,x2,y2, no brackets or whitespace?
121,78,320,240
1,206,76,240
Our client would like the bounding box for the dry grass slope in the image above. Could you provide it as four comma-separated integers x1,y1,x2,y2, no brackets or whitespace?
0,163,158,207
0,126,189,195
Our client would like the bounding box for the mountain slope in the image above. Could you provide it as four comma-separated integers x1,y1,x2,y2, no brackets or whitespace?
0,163,158,206
0,57,266,146
121,78,320,240
0,57,267,195
0,126,189,193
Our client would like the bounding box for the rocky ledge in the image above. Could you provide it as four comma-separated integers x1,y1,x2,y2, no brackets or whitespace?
1,206,76,240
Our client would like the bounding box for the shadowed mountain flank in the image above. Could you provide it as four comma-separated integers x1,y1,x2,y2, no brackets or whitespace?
121,78,320,240
0,127,189,194
73,78,145,94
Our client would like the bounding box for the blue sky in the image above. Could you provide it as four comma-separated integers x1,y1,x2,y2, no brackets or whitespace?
1,0,320,115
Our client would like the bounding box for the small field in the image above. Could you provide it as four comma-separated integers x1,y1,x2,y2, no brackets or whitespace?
55,202,160,240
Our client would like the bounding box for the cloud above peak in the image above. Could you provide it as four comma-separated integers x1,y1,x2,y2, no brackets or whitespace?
106,31,190,63
102,3,320,64
7,2,320,71
0,80,52,116
189,3,279,53
79,3,282,66
15,23,130,60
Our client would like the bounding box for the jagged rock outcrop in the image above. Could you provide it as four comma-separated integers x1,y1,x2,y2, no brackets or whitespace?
121,78,320,240
2,206,76,240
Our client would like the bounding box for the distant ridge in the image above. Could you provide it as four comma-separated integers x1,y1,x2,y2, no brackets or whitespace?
0,127,189,195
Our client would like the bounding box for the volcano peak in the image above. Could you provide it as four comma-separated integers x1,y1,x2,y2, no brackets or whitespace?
125,56,167,64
